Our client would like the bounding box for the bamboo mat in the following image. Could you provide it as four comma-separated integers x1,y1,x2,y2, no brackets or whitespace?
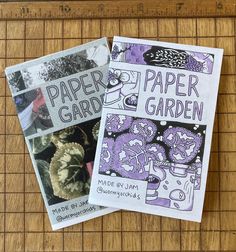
0,3,236,252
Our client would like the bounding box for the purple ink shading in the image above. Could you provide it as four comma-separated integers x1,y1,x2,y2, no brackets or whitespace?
105,114,133,133
146,197,171,208
146,144,167,191
146,143,166,162
191,159,202,190
188,52,213,74
99,114,206,212
185,55,204,72
146,170,195,211
147,178,160,190
163,127,202,163
124,44,152,65
111,42,214,74
99,138,114,173
105,68,141,112
113,133,149,180
147,166,166,190
123,94,138,111
130,118,157,142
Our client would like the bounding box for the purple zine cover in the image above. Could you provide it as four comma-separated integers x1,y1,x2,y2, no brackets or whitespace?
89,36,223,222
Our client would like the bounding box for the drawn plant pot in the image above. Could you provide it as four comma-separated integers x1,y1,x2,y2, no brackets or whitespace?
123,93,138,111
146,166,195,211
146,175,161,201
169,163,189,177
146,188,159,201
146,160,166,201
104,82,123,105
147,168,166,190
145,151,196,211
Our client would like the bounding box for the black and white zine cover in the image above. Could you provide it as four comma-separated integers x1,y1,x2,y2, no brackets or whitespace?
5,38,116,230
89,36,223,222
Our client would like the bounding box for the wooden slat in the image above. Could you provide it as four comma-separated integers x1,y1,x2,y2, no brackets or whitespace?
0,0,235,20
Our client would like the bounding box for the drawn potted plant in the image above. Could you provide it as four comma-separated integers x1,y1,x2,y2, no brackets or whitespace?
146,126,203,210
104,70,124,105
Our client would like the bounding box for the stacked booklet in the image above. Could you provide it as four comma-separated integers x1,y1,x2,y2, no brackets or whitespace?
6,36,223,229
5,38,116,230
89,36,223,222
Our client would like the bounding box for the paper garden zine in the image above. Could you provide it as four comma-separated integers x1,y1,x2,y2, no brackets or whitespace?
89,36,223,222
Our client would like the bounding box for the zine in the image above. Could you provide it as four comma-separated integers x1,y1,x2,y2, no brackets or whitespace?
89,36,223,222
5,38,116,230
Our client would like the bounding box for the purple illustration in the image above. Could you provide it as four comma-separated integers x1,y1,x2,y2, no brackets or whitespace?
130,118,157,142
146,170,195,210
104,68,141,111
105,114,133,133
146,144,166,162
113,133,149,180
163,127,202,164
125,44,152,65
98,114,206,211
191,156,202,190
146,126,203,211
111,42,214,74
99,138,114,173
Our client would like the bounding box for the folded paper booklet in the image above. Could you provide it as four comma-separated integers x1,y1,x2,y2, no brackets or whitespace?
89,36,223,222
5,38,116,230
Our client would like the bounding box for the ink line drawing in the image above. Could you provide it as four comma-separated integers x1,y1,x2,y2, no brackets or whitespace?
111,42,214,74
99,114,206,211
104,68,141,111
